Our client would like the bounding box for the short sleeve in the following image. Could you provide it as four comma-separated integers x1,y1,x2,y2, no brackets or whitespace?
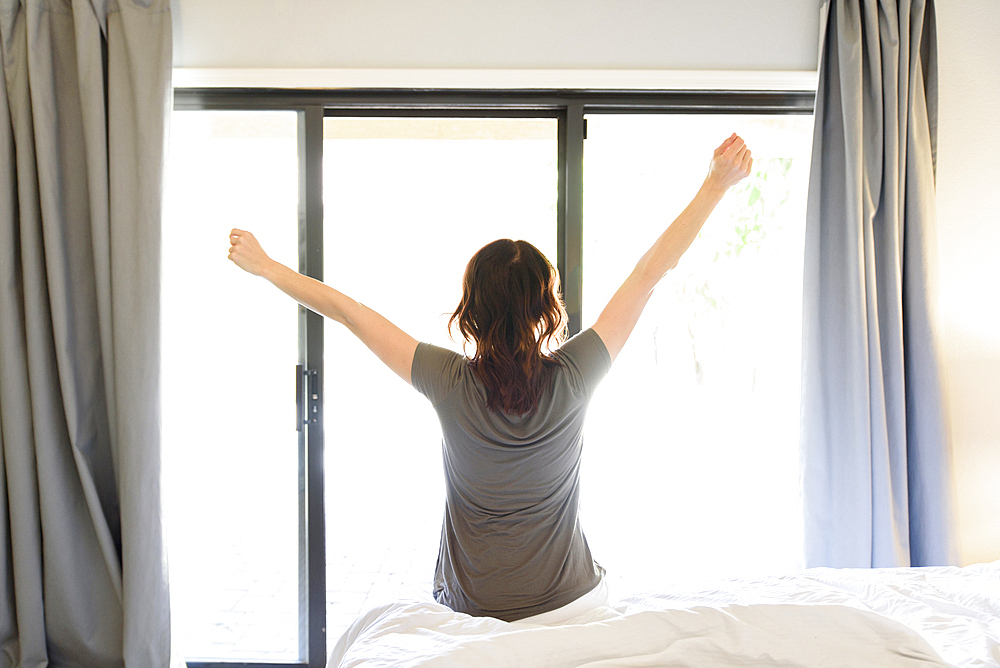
555,328,613,398
411,342,467,406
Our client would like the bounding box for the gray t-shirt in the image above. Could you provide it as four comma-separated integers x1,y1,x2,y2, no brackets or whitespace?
411,327,612,622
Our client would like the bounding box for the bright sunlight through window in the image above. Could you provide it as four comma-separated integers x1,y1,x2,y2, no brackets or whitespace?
581,114,813,598
162,107,814,658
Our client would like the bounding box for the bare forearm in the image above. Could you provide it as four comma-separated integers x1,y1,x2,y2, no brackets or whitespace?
261,260,357,325
632,176,728,292
591,134,750,362
230,231,416,383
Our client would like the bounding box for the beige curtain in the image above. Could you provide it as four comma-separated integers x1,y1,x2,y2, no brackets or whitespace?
0,0,171,665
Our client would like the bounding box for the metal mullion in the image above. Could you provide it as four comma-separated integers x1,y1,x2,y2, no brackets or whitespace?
558,103,585,336
322,107,561,119
580,106,813,115
187,663,305,668
175,89,568,111
576,91,814,114
297,105,326,668
174,88,814,114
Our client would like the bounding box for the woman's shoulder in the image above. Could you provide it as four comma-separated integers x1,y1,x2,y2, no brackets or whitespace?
552,328,613,398
554,328,611,366
411,342,470,407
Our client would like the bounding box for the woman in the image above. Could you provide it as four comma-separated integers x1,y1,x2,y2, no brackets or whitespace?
228,133,752,623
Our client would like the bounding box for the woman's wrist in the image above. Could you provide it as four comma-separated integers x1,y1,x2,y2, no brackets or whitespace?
700,175,730,201
260,258,282,282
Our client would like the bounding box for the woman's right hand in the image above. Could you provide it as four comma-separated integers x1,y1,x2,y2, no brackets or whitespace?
706,133,753,191
228,228,273,277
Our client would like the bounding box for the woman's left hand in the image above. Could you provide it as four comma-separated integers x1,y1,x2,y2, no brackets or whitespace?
228,228,272,277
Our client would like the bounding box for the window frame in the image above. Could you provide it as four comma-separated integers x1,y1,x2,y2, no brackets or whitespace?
171,87,815,668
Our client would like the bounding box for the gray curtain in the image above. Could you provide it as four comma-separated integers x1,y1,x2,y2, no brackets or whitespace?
801,0,955,568
0,0,171,665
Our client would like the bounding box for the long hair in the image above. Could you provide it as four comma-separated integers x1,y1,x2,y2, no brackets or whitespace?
449,239,568,416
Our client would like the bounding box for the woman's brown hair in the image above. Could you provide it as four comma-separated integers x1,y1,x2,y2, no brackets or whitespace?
449,239,568,416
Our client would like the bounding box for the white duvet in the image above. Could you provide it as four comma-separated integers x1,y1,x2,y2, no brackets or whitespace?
328,561,1000,668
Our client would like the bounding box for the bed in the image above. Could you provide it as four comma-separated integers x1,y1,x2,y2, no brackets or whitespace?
327,561,1000,668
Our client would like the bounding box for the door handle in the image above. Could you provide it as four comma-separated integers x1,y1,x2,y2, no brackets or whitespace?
296,364,319,431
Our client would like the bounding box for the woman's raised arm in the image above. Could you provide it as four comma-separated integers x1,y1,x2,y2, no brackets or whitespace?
591,134,753,362
228,229,418,384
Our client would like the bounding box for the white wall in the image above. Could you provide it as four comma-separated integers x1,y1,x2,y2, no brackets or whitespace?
171,0,1000,566
172,0,822,71
935,0,1000,566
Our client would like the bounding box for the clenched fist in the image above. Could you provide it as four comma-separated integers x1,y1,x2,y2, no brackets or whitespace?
706,133,753,191
228,229,273,277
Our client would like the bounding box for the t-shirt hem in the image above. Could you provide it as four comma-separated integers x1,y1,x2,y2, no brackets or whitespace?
450,570,605,623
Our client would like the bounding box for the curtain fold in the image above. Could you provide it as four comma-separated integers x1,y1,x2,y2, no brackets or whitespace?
0,0,171,665
800,0,955,568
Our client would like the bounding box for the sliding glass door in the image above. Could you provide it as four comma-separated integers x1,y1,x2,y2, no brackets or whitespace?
320,116,559,639
162,111,301,660
580,113,814,597
165,88,814,668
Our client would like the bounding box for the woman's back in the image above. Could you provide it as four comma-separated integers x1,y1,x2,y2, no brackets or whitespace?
412,328,611,621
227,133,752,622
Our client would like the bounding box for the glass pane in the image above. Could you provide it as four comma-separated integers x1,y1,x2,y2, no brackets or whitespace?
581,114,813,598
322,116,558,640
162,111,300,660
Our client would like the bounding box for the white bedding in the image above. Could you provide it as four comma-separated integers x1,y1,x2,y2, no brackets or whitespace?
327,561,1000,668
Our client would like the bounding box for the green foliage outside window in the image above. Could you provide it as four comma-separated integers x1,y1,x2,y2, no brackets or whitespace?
670,157,795,385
